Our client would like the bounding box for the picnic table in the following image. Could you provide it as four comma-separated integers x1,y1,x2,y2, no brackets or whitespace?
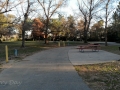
76,44,101,52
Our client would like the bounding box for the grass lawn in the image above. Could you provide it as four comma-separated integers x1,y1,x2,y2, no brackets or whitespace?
101,45,120,55
0,41,59,61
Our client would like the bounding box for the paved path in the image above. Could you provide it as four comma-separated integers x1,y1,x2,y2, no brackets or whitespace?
0,47,90,90
69,48,120,65
89,41,120,46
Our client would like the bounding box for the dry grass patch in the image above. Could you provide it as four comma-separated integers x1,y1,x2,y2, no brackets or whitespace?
74,61,120,90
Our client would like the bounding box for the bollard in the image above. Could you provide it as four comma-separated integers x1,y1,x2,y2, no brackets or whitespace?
58,41,60,47
5,45,9,63
67,41,69,46
15,49,18,57
63,41,65,47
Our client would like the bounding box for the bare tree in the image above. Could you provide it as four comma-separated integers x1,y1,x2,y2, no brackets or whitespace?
0,0,24,30
104,0,118,46
21,0,31,47
104,0,110,46
0,0,23,14
97,0,118,46
77,0,104,43
14,0,36,47
37,0,67,44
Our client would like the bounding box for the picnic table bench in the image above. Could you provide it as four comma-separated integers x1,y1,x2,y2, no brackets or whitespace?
76,44,101,52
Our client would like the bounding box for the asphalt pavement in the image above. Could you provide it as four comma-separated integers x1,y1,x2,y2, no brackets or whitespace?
0,47,91,90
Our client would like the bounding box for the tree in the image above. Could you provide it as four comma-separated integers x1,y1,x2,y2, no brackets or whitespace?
48,15,68,41
67,15,76,38
0,0,23,14
112,2,120,40
50,18,62,37
90,20,104,41
0,13,8,34
21,0,31,47
32,18,44,40
104,0,110,46
0,13,18,42
107,25,118,42
100,0,119,46
37,0,67,44
77,20,84,40
77,0,104,43
14,0,36,47
0,0,36,46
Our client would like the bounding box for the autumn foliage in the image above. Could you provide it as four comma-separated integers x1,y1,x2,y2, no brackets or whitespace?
32,18,44,40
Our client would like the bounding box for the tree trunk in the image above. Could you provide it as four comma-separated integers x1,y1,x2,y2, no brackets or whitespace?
84,29,87,43
44,28,47,44
84,17,88,43
21,0,30,47
44,18,49,44
21,13,28,47
105,1,109,46
21,28,25,47
105,27,108,46
105,20,108,46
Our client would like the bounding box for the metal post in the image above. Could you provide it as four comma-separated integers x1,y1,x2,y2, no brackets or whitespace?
5,45,9,63
63,41,65,47
58,41,60,47
67,41,69,46
15,49,18,57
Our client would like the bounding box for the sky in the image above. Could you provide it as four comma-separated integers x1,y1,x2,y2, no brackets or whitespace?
60,0,78,16
68,0,119,24
7,0,120,22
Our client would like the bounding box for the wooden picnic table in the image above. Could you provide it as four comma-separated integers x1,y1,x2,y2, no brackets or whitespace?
77,44,101,52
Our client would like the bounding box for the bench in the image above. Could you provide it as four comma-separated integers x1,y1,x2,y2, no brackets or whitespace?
76,44,100,52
